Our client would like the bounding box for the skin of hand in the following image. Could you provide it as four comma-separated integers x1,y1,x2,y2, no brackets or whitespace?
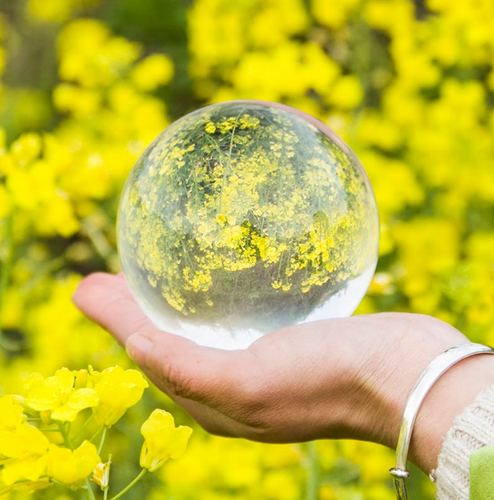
72,272,494,475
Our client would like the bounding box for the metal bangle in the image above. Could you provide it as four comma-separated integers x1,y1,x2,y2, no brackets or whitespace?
390,342,494,500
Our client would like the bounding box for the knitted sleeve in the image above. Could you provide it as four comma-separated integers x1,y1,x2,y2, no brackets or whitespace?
434,384,494,500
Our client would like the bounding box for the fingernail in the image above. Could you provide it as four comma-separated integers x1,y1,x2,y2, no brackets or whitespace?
126,333,153,362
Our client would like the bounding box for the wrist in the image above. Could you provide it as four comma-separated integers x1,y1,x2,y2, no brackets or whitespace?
343,313,489,470
411,354,494,473
321,314,465,448
348,315,465,452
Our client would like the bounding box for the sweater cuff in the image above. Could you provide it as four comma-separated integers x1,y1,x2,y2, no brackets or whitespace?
434,384,494,500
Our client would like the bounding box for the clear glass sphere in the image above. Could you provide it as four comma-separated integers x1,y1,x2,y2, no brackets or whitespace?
118,101,379,349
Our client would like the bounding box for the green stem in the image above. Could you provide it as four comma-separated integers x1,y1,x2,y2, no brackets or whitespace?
57,422,74,451
85,479,97,500
97,426,107,456
103,454,112,500
305,441,319,500
0,212,13,311
74,412,96,441
82,218,112,259
109,469,147,500
218,111,242,215
89,425,105,444
0,213,16,351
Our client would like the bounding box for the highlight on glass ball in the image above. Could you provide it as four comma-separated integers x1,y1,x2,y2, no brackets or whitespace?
118,101,379,349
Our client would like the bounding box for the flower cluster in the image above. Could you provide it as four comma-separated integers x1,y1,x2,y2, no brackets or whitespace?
0,366,192,498
26,0,100,24
0,16,173,383
188,0,494,398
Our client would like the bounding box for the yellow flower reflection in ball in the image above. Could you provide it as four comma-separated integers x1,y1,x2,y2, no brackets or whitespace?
118,101,379,349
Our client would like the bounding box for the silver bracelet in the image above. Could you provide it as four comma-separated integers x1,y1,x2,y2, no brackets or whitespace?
390,342,494,500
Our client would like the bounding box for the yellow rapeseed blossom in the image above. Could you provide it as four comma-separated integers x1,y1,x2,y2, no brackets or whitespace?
3,478,52,496
140,410,193,472
26,0,99,24
46,441,101,488
327,75,364,110
0,423,50,486
0,395,24,430
131,54,175,91
1,455,49,487
57,19,141,87
311,0,359,29
89,366,149,427
10,132,41,167
0,183,11,219
23,368,99,422
261,470,301,500
91,458,111,490
53,83,102,117
0,423,49,459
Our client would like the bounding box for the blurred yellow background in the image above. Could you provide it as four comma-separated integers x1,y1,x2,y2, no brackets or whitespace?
1,0,494,498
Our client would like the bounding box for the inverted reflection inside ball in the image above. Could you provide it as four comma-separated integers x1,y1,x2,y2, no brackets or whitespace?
118,101,379,349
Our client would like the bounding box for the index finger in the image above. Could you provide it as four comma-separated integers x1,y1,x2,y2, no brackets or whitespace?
72,272,155,345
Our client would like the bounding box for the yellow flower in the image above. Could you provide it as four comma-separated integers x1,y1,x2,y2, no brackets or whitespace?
8,478,52,495
2,455,49,486
24,368,99,422
10,132,41,167
327,75,364,110
0,481,13,497
311,0,359,29
0,395,25,431
0,183,11,219
262,470,301,500
0,423,49,459
26,0,96,24
53,83,101,117
91,457,111,490
89,366,149,427
205,121,216,133
0,424,50,486
47,441,101,488
131,54,174,91
140,409,192,472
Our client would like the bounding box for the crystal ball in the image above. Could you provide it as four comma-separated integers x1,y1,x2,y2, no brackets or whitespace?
118,101,379,350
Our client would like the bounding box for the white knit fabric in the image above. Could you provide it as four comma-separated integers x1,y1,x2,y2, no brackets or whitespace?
435,384,494,499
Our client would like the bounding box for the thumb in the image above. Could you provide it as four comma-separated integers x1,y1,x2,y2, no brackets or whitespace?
126,330,245,404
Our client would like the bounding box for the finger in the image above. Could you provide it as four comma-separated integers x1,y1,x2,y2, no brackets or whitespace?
143,370,248,439
72,272,155,345
124,327,278,440
126,329,249,409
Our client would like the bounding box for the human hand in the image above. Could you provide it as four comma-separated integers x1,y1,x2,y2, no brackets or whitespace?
72,272,494,475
